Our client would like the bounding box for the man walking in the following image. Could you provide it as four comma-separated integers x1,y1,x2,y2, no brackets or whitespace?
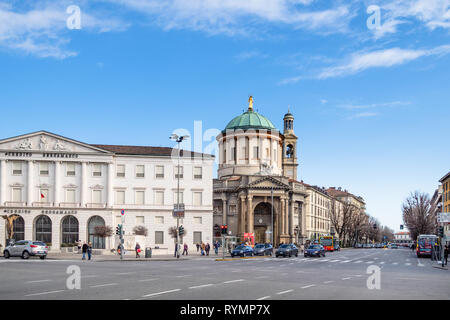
87,242,93,261
444,244,449,266
214,241,219,255
135,242,141,258
205,243,211,256
82,242,88,260
196,243,200,252
182,243,188,256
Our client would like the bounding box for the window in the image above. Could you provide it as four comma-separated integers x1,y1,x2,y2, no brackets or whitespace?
61,215,79,244
136,216,144,225
155,216,164,224
116,165,125,178
193,232,202,244
12,188,22,202
155,165,164,178
241,147,248,160
174,191,183,204
88,216,105,249
93,164,102,177
266,148,270,158
253,146,259,159
193,167,202,179
12,216,24,241
154,191,164,205
193,192,202,206
92,190,102,203
135,191,145,205
66,163,75,176
174,166,183,179
115,190,125,205
194,217,202,224
136,165,145,178
66,189,76,203
40,189,49,202
35,215,52,244
39,162,49,176
155,231,164,244
231,147,236,161
12,162,22,175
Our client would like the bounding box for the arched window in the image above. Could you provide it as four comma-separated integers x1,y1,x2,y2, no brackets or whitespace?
35,215,52,244
12,216,25,241
61,215,79,245
88,216,105,249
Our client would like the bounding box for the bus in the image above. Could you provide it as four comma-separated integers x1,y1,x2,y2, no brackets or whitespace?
416,234,438,258
319,236,334,252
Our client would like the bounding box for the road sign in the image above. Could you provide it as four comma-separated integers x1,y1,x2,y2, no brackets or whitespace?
121,209,125,215
173,204,185,218
437,212,450,223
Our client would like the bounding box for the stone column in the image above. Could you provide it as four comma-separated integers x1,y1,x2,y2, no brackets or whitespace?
107,163,114,207
284,198,289,235
240,197,246,235
222,199,227,226
80,162,87,207
280,197,285,236
54,161,61,205
27,160,33,206
0,160,6,206
290,199,295,242
247,195,253,235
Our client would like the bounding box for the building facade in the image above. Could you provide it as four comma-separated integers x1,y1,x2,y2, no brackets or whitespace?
394,232,411,244
304,184,332,240
439,171,450,238
0,131,214,253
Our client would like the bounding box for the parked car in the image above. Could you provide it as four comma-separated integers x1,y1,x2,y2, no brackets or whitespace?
3,240,48,259
390,243,398,249
275,244,298,258
253,243,273,256
304,244,326,257
231,245,254,258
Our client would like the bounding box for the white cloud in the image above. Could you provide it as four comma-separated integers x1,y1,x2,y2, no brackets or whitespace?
318,45,450,79
235,51,269,61
339,101,411,110
348,112,378,119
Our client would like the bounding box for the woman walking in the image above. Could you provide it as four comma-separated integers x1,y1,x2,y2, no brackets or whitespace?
87,242,93,260
135,243,141,258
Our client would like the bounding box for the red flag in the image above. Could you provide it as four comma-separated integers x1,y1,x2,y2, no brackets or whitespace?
40,193,45,199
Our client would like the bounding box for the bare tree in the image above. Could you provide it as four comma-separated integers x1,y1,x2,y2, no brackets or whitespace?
133,225,148,236
1,214,20,240
94,226,113,238
402,191,436,241
329,199,354,246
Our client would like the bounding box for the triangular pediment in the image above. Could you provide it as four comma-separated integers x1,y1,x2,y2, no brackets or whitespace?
247,176,290,190
0,131,112,154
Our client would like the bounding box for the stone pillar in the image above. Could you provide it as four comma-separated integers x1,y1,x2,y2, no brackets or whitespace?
247,195,253,235
284,198,289,235
222,199,227,226
290,199,295,242
54,161,61,205
107,163,114,207
27,160,33,206
280,197,285,236
240,197,246,236
80,162,87,207
0,160,6,206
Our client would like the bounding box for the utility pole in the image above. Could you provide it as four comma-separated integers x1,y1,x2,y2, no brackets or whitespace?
271,186,274,246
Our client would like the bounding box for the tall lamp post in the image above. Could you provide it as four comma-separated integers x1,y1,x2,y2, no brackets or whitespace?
170,134,189,259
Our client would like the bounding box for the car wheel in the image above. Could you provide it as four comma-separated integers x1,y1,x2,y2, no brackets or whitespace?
295,252,298,257
40,255,46,260
4,251,10,259
22,251,30,259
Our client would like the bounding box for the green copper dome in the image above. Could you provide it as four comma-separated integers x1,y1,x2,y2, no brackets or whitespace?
224,110,277,132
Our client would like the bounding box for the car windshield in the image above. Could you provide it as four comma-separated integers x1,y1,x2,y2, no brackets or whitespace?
280,244,290,248
33,242,46,246
309,245,321,250
255,244,265,248
235,245,245,250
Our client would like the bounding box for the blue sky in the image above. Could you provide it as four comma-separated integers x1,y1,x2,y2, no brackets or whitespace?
0,0,449,231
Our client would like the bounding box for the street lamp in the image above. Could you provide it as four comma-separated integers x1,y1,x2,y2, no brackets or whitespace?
170,134,189,259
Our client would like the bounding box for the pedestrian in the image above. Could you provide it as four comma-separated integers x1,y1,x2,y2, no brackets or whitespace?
117,244,121,255
81,242,88,260
174,243,179,257
196,243,200,252
77,240,82,253
182,243,188,255
444,244,449,266
205,243,211,256
214,241,219,255
135,242,141,258
87,242,93,260
201,242,206,256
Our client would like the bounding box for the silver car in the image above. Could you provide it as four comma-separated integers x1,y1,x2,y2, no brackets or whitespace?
3,240,48,259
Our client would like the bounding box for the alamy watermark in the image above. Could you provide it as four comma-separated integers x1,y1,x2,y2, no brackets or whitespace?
367,5,382,30
366,265,381,290
66,5,81,30
66,265,81,290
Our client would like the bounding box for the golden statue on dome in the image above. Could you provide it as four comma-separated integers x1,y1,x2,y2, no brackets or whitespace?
248,96,254,111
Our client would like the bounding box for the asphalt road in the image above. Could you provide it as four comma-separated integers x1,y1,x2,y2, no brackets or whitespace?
0,248,449,300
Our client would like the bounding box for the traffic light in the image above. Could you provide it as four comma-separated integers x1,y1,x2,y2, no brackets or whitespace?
373,224,377,230
400,225,404,230
116,224,122,235
223,225,228,235
439,226,444,238
179,225,185,236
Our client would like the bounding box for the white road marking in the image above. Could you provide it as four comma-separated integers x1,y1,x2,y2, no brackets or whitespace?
115,272,135,275
142,289,181,298
223,279,245,284
366,261,374,264
405,263,411,266
82,275,99,278
189,284,213,289
175,275,192,278
380,262,385,265
257,296,271,300
25,290,64,297
301,285,316,289
329,260,340,263
89,283,118,288
342,277,351,280
354,261,363,263
276,290,293,295
138,278,159,282
393,262,398,265
340,260,351,263
323,281,334,284
26,279,51,283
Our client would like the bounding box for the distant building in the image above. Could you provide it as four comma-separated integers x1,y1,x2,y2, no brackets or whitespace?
439,171,450,238
394,232,411,244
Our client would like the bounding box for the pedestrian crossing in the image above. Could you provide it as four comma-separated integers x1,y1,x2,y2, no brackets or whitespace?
259,256,426,267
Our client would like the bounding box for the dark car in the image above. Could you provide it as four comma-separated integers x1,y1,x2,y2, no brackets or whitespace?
253,243,273,256
333,241,340,251
231,245,254,258
275,244,298,258
304,244,326,257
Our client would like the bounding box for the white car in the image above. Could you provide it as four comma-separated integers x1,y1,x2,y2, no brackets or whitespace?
3,240,48,259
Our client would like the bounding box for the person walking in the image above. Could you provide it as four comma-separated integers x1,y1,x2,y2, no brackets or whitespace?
87,242,93,261
196,243,200,252
81,242,88,260
182,243,188,256
444,244,449,266
201,242,206,256
135,243,141,258
77,240,82,253
205,243,211,256
214,241,219,255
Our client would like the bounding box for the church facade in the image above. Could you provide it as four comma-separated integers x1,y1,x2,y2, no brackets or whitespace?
212,97,309,246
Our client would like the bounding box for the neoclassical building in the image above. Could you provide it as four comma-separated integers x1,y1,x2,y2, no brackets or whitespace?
213,97,309,246
0,131,214,253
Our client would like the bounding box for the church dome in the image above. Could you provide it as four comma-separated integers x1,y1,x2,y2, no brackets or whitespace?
223,97,276,132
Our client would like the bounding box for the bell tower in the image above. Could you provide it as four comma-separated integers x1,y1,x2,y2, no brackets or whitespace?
282,108,298,180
